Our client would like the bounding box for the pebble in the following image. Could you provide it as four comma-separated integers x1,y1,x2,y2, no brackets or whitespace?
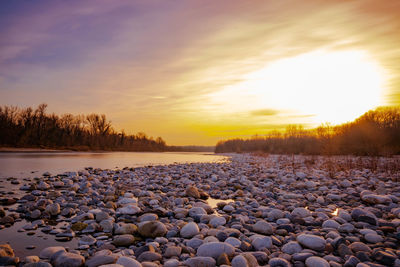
180,222,200,238
1,154,399,267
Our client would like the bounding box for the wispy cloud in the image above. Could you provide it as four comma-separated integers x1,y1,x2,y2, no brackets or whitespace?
0,0,399,145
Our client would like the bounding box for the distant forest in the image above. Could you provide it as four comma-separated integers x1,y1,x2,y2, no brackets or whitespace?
215,106,400,156
0,104,167,151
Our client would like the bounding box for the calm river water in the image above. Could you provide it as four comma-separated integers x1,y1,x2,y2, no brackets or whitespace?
0,151,228,178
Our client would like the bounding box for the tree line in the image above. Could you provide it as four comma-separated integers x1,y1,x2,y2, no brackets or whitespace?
0,104,167,151
215,106,400,156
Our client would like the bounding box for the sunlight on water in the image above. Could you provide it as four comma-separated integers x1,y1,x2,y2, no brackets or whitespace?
332,208,339,216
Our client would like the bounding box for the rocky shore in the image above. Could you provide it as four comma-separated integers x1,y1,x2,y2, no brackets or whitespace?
0,154,399,267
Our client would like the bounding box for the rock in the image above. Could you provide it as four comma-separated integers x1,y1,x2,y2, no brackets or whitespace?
1,215,14,225
79,235,97,246
0,244,14,257
184,256,216,267
196,242,235,260
137,252,162,262
45,203,60,216
39,246,66,259
224,237,241,248
231,255,247,267
164,259,179,267
253,220,274,235
252,236,273,250
0,256,19,266
188,207,207,217
217,253,230,266
186,186,201,199
113,234,135,246
281,241,302,255
364,233,383,243
297,234,326,251
52,252,85,267
30,209,41,219
349,242,372,253
116,205,141,215
115,223,137,235
25,255,40,263
231,253,258,267
37,181,50,190
164,246,182,257
209,217,226,228
86,254,118,267
138,221,167,238
291,207,311,218
374,250,397,266
305,256,330,267
322,219,340,229
269,258,291,267
24,262,53,267
180,222,200,238
361,193,392,204
116,256,142,267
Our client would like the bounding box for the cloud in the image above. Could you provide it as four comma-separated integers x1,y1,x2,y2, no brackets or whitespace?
1,0,400,145
250,109,280,117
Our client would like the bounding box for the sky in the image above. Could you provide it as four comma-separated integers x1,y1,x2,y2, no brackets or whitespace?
1,0,400,145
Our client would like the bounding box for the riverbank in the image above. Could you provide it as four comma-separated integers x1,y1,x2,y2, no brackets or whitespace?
0,147,73,153
0,154,399,266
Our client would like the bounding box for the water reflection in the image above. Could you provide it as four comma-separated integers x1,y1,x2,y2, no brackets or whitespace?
0,152,228,178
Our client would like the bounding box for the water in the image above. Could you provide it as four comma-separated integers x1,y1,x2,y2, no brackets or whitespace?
0,151,228,178
0,151,228,258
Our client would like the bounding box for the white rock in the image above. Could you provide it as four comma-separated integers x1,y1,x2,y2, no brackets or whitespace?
180,222,200,238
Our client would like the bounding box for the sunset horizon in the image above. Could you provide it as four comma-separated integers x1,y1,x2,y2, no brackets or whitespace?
1,1,400,145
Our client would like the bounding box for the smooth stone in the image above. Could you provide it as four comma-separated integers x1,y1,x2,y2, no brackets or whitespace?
115,223,137,235
224,237,241,248
305,256,330,267
0,244,14,257
25,255,40,263
113,235,135,246
297,234,326,251
364,233,383,243
24,262,53,267
184,256,216,267
281,241,303,255
117,205,141,215
86,255,118,267
52,252,85,267
186,186,201,199
269,258,291,267
138,221,167,238
209,217,226,228
253,220,274,235
322,220,340,229
137,252,162,262
164,246,182,257
252,236,273,250
349,242,372,253
291,207,311,218
116,256,142,267
39,246,66,259
164,259,179,267
45,203,60,216
180,222,200,238
196,242,235,260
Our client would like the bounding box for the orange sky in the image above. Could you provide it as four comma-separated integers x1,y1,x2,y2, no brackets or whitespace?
1,0,399,145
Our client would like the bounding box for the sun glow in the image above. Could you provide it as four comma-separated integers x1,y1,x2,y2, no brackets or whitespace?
208,50,387,125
